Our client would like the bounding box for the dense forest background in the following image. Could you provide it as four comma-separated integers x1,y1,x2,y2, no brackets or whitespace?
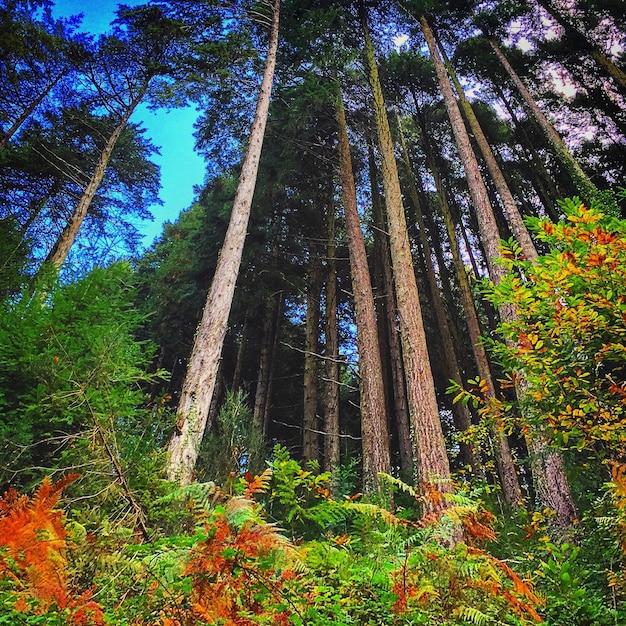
1,0,626,624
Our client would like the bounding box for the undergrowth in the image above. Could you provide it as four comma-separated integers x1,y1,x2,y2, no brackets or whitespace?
0,447,624,625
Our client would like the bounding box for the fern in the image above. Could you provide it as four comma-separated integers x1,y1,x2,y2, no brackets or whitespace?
378,472,420,500
345,501,402,526
455,605,490,625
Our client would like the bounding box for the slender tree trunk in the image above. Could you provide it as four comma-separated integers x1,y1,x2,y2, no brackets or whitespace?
368,141,413,476
534,0,626,92
231,311,249,392
360,4,452,504
324,203,341,475
253,294,280,434
167,0,280,484
0,71,65,151
263,301,281,436
302,257,322,464
42,89,145,270
487,37,601,207
395,114,477,471
492,79,564,216
436,39,538,261
336,91,390,491
423,16,574,521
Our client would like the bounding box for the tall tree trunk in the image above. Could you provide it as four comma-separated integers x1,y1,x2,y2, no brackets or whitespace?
324,203,341,475
395,114,477,471
368,141,412,476
416,116,523,508
423,15,574,522
0,71,66,151
360,4,452,504
436,38,538,261
42,88,146,270
487,37,601,208
492,78,564,217
336,91,390,491
167,0,280,484
253,293,281,435
302,256,322,464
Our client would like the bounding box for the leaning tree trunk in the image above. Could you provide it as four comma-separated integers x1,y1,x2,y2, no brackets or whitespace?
436,39,538,261
360,4,452,506
487,36,602,208
42,88,145,271
534,0,626,93
422,15,575,523
0,70,66,151
415,114,523,508
167,0,281,484
336,91,390,492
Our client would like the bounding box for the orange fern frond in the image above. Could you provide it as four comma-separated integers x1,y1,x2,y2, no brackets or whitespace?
242,468,272,499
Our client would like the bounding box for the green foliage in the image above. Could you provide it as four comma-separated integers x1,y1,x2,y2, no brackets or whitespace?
196,389,264,485
0,262,168,520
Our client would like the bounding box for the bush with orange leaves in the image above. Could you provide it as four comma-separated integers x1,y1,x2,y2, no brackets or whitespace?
0,474,104,625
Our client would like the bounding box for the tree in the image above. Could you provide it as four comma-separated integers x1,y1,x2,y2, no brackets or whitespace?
359,1,452,503
167,0,281,484
41,5,185,271
336,88,390,490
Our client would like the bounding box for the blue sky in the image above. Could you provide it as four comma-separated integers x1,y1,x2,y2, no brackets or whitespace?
51,0,207,247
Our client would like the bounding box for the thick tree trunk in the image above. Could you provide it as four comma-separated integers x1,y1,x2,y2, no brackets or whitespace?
42,89,145,270
324,204,341,475
487,37,600,207
167,0,280,484
395,115,477,471
361,5,452,504
336,92,390,491
368,142,412,476
302,257,322,464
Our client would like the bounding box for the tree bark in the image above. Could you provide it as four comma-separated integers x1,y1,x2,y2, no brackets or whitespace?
395,113,477,471
368,140,412,476
253,293,281,435
167,0,280,484
416,117,523,509
42,88,146,270
534,0,626,92
487,37,600,207
360,4,452,504
423,16,574,521
336,91,390,491
302,256,322,464
436,39,538,262
324,203,341,475
0,71,66,151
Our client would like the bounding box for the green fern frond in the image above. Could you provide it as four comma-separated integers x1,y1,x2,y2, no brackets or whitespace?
378,472,419,500
455,605,489,625
305,500,351,528
345,501,401,526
